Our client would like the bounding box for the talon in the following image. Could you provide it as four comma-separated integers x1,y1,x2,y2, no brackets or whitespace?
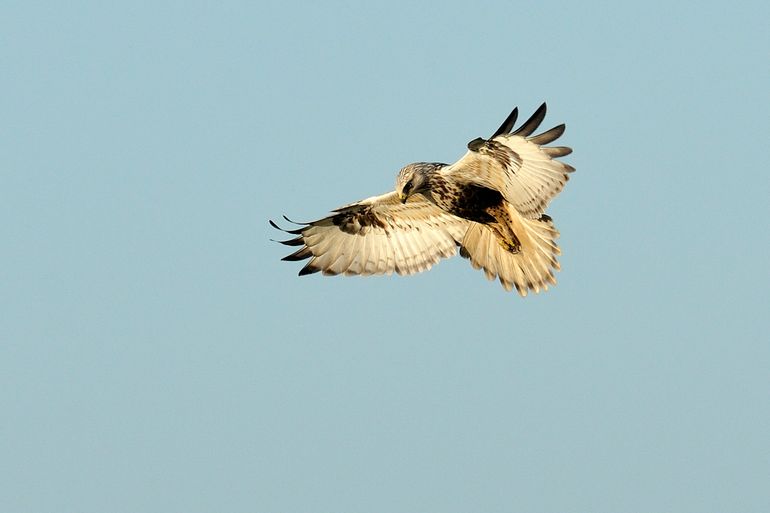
498,238,520,254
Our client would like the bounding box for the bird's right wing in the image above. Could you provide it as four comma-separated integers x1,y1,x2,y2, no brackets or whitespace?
444,103,574,219
271,191,469,276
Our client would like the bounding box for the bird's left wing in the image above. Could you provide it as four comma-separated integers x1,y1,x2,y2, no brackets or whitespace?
271,191,469,277
444,103,574,219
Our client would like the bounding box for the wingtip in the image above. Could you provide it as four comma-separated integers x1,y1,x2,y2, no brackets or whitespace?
512,102,548,137
269,218,305,235
298,263,320,276
272,237,304,246
282,214,307,225
490,106,519,139
282,247,312,262
529,123,566,146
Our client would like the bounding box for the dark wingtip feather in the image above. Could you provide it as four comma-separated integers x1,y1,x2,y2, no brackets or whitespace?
282,247,312,262
298,263,320,276
273,237,304,246
490,107,519,139
529,123,565,145
282,215,308,225
512,102,547,137
543,146,572,158
269,218,304,235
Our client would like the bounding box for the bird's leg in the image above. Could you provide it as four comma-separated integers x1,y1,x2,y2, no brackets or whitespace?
487,205,522,254
488,223,521,253
498,236,521,254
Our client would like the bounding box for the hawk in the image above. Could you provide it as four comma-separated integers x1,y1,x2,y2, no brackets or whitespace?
271,103,574,296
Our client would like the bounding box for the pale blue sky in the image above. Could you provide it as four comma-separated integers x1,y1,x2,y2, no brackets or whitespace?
2,1,768,512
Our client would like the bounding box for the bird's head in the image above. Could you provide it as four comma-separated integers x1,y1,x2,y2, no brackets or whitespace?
395,163,435,203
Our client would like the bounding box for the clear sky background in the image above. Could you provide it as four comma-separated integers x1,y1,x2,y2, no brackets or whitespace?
2,1,768,512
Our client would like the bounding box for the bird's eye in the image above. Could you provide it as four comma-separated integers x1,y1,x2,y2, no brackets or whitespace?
403,182,413,193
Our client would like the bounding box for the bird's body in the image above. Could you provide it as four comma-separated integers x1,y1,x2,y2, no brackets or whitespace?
400,164,522,252
271,103,574,296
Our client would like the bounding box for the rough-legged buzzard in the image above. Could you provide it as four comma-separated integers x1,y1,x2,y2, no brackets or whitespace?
271,103,574,296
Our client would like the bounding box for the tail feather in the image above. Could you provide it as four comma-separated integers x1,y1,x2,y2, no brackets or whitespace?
459,209,561,296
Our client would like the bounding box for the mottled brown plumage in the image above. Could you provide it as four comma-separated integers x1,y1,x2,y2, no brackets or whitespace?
271,103,574,295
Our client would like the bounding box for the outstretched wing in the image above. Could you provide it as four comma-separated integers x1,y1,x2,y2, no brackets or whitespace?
271,191,469,277
444,103,574,219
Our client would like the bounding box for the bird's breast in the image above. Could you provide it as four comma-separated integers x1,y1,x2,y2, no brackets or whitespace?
429,176,502,225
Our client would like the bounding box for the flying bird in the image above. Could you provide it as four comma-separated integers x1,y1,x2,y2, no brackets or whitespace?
270,103,574,296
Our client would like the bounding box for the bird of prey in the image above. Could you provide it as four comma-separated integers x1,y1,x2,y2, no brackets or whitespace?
270,103,574,296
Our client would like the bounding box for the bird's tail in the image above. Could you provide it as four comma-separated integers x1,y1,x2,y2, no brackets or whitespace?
459,210,561,296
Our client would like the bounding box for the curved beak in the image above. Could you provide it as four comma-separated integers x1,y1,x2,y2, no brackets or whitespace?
398,192,407,203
